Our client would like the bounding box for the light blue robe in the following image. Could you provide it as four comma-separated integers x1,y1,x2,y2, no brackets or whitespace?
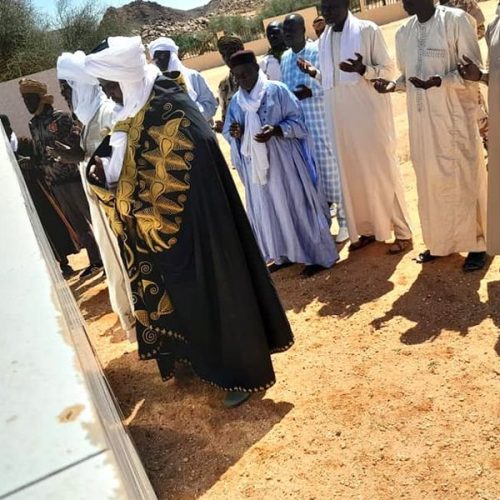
281,42,344,217
223,81,338,268
188,69,218,122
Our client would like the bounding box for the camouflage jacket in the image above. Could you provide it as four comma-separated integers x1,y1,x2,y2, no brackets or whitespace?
446,0,486,38
218,73,239,123
29,106,82,186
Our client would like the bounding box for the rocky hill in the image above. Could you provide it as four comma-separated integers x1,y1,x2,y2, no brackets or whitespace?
102,0,266,41
204,0,266,15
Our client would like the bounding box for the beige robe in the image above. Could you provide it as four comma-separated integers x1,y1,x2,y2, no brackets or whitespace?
79,101,136,337
396,6,487,256
486,15,500,255
319,20,412,243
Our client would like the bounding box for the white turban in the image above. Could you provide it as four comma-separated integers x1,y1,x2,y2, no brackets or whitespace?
57,50,107,126
84,36,160,122
83,36,160,186
148,37,179,58
147,36,198,104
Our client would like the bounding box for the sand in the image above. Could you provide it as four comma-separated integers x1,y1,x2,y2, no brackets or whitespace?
69,4,500,498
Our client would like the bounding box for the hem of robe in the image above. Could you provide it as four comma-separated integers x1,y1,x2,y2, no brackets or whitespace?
324,92,411,246
153,341,295,393
262,251,339,268
425,240,487,257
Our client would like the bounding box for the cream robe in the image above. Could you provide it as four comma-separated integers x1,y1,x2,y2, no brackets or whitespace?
396,6,487,256
79,101,136,337
319,20,412,243
486,15,500,255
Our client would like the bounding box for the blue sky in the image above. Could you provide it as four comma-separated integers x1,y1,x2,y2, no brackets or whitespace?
33,0,208,18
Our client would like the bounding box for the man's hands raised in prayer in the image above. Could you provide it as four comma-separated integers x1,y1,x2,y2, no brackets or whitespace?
255,125,283,143
372,79,396,94
408,76,442,90
229,123,283,143
297,58,318,78
229,122,242,139
213,120,224,133
339,53,366,76
458,55,482,82
294,84,313,101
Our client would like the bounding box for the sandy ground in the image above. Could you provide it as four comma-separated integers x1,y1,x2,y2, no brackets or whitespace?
69,4,499,498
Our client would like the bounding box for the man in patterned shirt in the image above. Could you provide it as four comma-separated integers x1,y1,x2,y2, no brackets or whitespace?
440,0,485,38
281,13,348,242
20,78,102,277
214,35,244,133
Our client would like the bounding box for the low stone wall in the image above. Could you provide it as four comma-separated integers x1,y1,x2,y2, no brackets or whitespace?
184,3,407,73
0,67,67,138
358,2,407,25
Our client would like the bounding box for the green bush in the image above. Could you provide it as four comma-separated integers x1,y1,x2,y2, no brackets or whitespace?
0,0,137,82
258,0,320,20
174,32,218,58
208,15,263,42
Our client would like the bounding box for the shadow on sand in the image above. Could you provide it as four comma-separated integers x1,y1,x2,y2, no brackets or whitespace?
371,254,493,345
104,354,293,499
273,241,407,318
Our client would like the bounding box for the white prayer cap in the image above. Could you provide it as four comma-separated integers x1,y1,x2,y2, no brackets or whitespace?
57,51,99,86
85,36,149,83
148,37,179,58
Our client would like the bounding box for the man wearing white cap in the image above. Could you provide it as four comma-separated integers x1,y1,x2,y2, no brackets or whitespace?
148,37,218,123
56,50,136,339
83,36,293,407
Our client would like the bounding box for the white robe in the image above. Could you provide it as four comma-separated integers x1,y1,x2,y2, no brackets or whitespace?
79,101,136,338
259,54,282,81
319,19,412,243
486,15,500,255
396,5,487,256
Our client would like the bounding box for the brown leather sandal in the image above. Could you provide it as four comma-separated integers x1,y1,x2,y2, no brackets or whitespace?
388,238,413,255
348,235,376,252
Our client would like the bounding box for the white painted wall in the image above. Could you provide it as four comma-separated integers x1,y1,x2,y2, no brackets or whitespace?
0,126,156,500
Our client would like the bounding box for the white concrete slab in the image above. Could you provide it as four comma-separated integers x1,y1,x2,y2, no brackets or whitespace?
7,451,125,500
0,119,156,499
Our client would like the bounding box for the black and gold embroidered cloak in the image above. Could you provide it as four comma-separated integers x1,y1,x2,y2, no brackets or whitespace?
88,75,293,392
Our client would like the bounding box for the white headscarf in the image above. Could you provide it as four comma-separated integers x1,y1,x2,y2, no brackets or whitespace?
57,51,107,126
319,12,362,90
83,36,161,185
148,36,198,103
85,36,160,121
236,71,270,185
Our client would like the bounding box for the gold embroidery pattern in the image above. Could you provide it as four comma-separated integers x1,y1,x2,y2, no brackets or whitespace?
91,92,194,352
138,110,193,253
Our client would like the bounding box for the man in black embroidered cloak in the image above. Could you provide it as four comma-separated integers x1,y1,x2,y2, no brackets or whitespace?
84,36,293,407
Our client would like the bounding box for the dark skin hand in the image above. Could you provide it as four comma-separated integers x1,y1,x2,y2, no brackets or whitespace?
254,125,283,143
229,122,242,139
89,156,105,185
372,78,396,93
457,55,482,81
214,120,224,133
297,54,367,78
339,52,366,75
229,123,283,143
294,84,313,100
297,57,317,78
408,76,442,90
